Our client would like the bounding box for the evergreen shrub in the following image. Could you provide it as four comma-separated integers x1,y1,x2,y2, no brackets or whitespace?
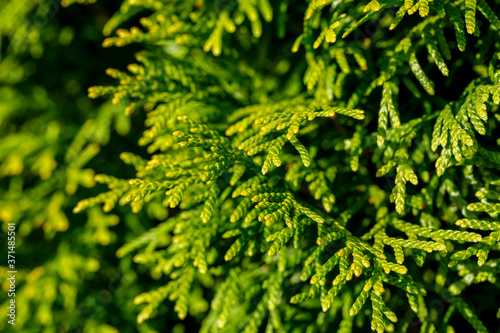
2,0,500,332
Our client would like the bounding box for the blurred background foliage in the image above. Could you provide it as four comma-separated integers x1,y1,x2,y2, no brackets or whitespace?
0,0,164,332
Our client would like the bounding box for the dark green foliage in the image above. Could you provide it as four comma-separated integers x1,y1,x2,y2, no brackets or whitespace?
2,0,500,332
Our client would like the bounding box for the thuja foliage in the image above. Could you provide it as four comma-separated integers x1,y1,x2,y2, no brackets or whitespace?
71,0,500,331
3,0,500,332
0,1,142,332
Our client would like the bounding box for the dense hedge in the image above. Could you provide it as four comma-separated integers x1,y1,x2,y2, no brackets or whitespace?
1,0,500,332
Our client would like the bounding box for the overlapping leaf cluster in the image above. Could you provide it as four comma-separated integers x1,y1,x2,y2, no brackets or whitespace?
73,0,500,332
3,0,500,332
